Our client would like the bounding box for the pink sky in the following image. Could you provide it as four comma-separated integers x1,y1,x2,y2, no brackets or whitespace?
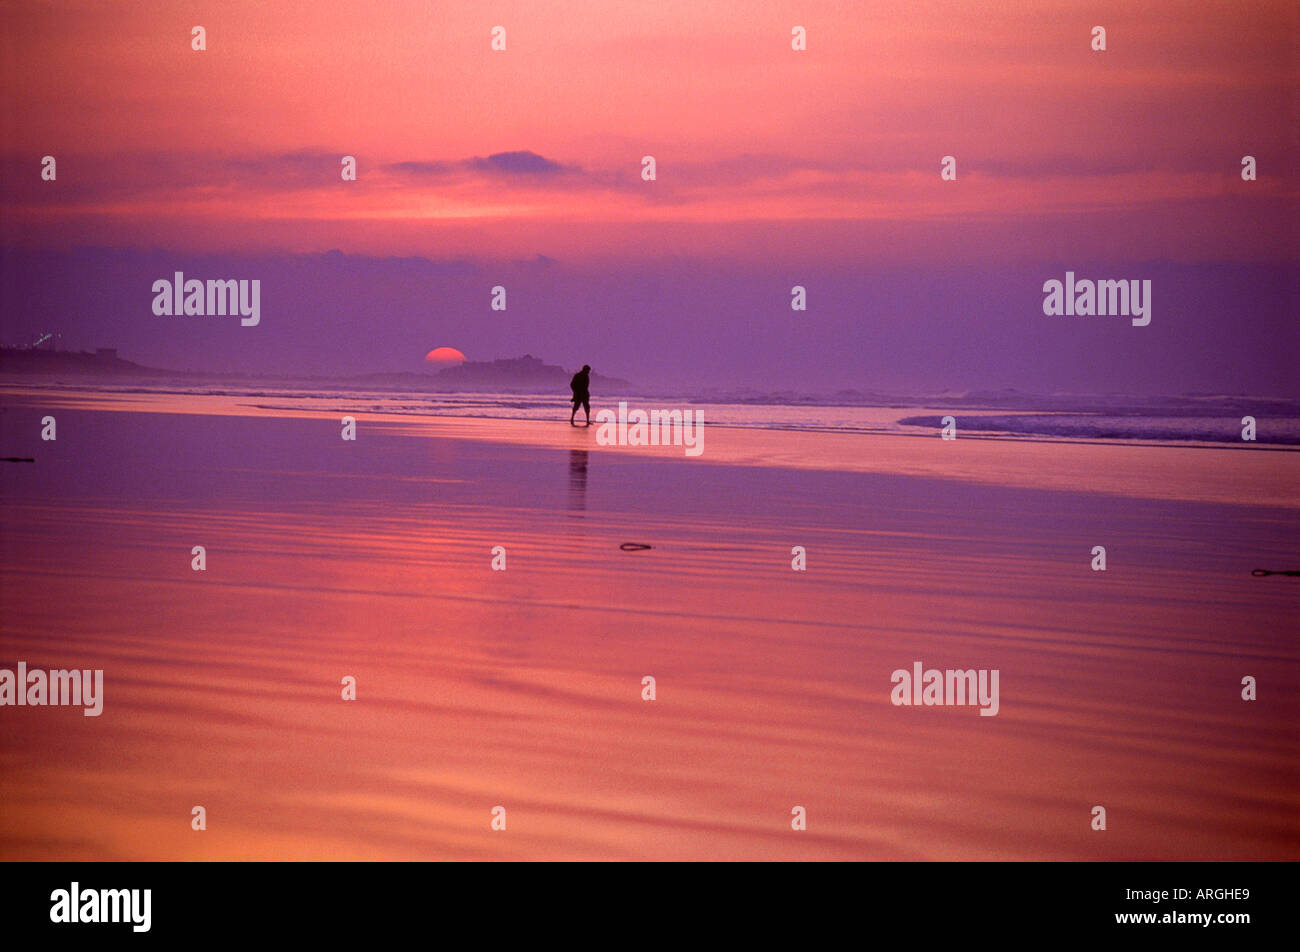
3,0,1296,263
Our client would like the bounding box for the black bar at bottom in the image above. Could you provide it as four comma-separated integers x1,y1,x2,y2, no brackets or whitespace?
1,861,1282,941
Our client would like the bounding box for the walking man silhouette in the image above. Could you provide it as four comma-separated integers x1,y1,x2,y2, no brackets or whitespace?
569,364,591,426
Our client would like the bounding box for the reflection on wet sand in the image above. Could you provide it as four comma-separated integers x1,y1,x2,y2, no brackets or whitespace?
0,394,1296,860
568,449,588,513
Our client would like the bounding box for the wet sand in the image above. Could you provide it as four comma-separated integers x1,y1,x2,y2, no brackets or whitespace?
1,390,1297,859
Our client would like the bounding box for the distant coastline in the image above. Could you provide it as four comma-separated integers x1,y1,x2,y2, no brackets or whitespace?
0,346,157,376
0,348,635,393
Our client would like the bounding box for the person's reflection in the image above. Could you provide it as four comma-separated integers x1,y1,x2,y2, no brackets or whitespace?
568,449,588,512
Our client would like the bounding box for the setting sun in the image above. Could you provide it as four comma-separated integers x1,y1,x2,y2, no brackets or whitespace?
424,347,466,366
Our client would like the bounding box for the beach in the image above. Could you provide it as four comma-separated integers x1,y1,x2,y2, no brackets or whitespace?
1,387,1297,860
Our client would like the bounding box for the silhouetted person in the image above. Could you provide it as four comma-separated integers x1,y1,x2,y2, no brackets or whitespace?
569,364,591,426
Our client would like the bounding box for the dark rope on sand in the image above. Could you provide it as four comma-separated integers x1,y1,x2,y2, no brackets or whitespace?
620,543,653,551
1252,569,1300,577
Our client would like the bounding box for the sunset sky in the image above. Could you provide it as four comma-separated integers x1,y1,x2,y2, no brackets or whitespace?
1,0,1296,391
